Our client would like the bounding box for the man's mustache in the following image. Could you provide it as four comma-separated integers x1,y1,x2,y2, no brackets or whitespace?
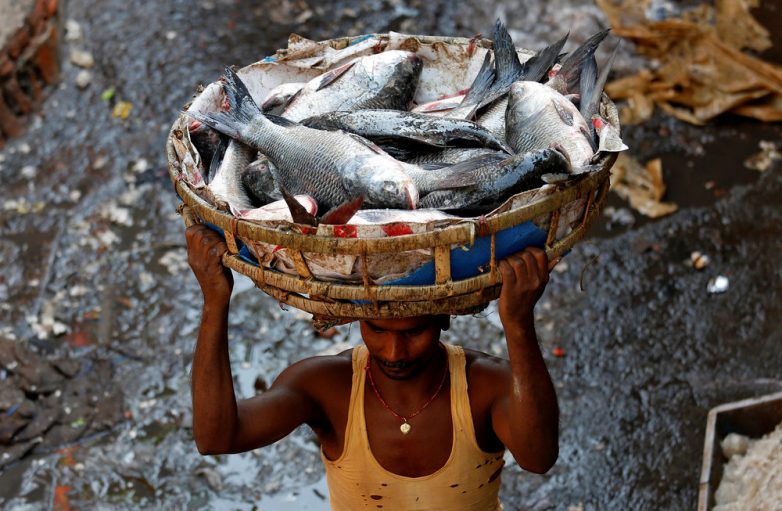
377,359,412,370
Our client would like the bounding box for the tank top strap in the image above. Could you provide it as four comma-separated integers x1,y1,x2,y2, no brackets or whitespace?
334,346,369,463
443,343,479,445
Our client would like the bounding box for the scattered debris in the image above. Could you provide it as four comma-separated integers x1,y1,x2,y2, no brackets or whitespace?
70,49,95,69
603,206,636,228
599,0,782,125
707,275,730,294
112,101,133,119
21,165,38,179
65,19,83,42
100,88,116,101
721,432,750,459
690,251,710,270
744,140,782,172
75,70,93,89
610,154,678,218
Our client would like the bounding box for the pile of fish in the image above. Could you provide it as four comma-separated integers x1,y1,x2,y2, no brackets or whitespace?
183,21,626,228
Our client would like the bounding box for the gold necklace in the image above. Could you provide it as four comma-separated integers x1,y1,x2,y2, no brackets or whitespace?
365,353,449,435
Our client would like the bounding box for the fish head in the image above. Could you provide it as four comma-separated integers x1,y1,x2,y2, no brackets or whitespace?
355,166,419,210
261,82,304,114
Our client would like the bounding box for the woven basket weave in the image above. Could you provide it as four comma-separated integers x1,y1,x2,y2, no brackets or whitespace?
167,33,618,321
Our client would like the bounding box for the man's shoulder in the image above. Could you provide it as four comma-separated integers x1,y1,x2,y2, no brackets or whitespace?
461,346,510,382
279,347,355,388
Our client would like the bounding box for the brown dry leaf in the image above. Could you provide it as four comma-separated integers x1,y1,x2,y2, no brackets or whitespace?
715,0,771,53
610,154,678,218
597,0,782,124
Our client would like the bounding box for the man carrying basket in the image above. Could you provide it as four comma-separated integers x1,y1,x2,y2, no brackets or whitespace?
186,224,559,510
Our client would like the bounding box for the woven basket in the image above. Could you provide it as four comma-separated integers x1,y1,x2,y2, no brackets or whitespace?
167,33,618,321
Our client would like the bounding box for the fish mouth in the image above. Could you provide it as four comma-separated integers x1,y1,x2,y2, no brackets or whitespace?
405,184,418,210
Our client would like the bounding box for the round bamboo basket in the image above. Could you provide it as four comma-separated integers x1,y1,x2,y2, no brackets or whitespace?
167,33,618,322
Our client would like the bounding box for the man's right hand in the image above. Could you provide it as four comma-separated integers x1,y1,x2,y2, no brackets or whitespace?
185,224,233,303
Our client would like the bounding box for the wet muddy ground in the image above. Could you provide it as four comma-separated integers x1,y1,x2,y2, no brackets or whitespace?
1,0,781,509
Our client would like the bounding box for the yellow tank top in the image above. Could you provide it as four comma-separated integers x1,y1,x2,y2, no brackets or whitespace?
321,343,505,510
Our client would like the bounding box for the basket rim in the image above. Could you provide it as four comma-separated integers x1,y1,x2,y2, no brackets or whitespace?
168,118,614,255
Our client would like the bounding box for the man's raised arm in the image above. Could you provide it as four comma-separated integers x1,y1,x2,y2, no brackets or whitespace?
186,225,319,455
491,247,560,473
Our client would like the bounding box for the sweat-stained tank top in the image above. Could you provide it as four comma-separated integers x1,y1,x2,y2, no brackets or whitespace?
321,343,505,510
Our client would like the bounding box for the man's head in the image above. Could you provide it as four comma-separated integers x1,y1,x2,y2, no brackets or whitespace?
359,315,450,380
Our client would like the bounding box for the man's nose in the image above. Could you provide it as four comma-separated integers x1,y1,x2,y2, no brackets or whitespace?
385,335,408,362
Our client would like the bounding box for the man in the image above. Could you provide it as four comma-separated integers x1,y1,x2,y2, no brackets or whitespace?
186,223,559,510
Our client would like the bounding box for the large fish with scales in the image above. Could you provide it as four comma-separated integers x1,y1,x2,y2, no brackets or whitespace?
281,50,423,121
186,67,420,211
301,109,513,154
419,148,569,211
505,81,595,172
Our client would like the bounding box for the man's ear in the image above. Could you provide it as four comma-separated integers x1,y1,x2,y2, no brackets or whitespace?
438,315,451,332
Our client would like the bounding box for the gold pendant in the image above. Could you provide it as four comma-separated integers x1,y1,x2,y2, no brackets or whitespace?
400,421,411,435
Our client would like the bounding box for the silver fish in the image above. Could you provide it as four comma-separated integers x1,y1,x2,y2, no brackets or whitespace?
349,208,460,225
475,96,508,141
419,149,569,211
187,68,419,211
505,81,594,172
261,82,305,114
411,94,465,115
301,109,512,153
240,155,282,206
405,147,507,168
208,138,256,213
281,50,423,121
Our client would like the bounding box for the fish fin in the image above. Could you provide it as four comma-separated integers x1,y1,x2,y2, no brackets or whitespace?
419,162,449,170
207,134,229,183
279,185,318,226
315,60,357,91
320,195,365,225
581,124,598,152
264,113,299,128
551,98,575,127
427,154,509,190
578,54,598,122
559,29,610,94
345,132,386,155
184,67,263,142
492,20,524,86
522,31,570,83
219,67,263,125
462,50,496,105
582,41,620,126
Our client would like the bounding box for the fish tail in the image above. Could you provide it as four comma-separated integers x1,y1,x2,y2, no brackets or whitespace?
523,32,570,83
559,29,610,94
207,134,229,183
184,67,264,142
462,50,496,105
581,41,620,142
492,20,524,85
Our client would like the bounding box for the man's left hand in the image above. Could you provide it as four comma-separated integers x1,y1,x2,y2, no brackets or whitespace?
497,247,559,329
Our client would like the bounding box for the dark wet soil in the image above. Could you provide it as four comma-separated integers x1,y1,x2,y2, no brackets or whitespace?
1,0,781,510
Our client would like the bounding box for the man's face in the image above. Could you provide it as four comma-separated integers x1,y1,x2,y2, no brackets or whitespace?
359,316,447,380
